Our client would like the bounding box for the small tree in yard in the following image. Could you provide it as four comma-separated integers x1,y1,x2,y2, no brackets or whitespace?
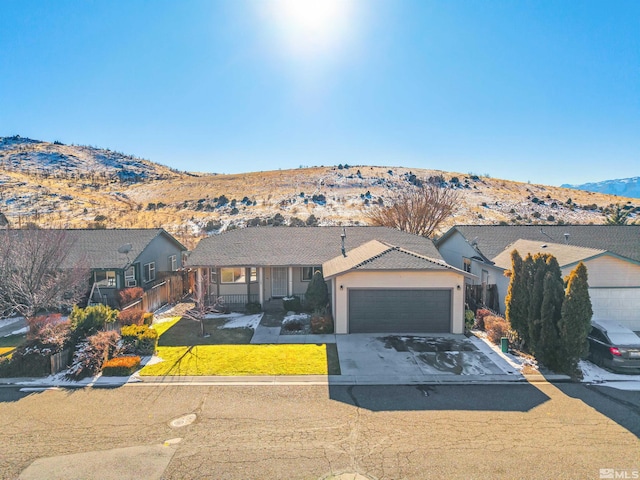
184,268,210,337
304,271,329,312
366,182,460,238
537,265,565,371
505,250,529,347
0,229,89,320
559,262,593,377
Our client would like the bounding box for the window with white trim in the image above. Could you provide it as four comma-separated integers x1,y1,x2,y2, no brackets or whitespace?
144,262,156,283
221,267,245,284
463,258,472,273
302,266,322,281
124,266,136,287
169,254,177,271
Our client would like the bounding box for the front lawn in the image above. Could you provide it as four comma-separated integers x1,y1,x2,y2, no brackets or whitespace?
0,334,26,357
157,316,254,346
139,344,332,376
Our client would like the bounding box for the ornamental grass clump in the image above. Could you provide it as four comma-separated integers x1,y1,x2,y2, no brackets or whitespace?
484,315,510,345
102,356,141,376
67,330,120,380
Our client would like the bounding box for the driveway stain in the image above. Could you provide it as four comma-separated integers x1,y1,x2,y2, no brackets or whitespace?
417,352,464,374
382,336,478,353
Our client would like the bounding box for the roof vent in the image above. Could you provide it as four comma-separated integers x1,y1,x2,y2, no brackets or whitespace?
564,233,570,244
340,227,347,257
541,244,547,248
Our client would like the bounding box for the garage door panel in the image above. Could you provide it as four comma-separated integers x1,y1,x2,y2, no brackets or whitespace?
349,289,451,333
589,288,640,331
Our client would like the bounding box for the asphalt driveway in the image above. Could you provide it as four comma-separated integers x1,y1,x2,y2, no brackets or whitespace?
334,333,521,384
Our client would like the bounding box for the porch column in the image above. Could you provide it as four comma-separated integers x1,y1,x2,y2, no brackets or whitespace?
196,268,203,308
258,267,264,307
246,267,251,302
288,267,293,296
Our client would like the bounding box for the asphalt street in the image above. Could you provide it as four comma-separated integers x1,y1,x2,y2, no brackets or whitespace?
1,381,638,480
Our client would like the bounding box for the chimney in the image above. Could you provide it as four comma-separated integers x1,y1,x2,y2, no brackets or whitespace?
340,227,347,257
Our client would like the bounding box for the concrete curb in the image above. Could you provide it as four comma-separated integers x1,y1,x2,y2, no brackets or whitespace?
1,372,580,388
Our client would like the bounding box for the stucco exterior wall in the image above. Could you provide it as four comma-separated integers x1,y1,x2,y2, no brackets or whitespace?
330,270,466,334
437,232,478,271
574,255,640,287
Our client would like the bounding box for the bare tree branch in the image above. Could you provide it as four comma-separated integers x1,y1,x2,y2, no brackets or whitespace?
0,229,89,319
366,181,460,238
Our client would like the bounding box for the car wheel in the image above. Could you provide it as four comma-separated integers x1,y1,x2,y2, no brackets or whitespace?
592,351,604,367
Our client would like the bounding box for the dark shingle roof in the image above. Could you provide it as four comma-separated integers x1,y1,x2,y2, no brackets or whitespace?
4,228,186,269
322,240,452,278
188,226,444,267
439,225,640,263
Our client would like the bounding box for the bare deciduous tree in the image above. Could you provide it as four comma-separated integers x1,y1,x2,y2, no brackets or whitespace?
183,268,210,337
366,182,460,238
0,229,89,319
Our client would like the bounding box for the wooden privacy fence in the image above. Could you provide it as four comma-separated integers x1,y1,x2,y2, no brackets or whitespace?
122,273,187,313
50,348,71,375
466,284,501,314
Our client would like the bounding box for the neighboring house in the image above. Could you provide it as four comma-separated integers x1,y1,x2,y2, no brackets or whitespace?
435,225,640,331
59,228,187,308
187,226,471,334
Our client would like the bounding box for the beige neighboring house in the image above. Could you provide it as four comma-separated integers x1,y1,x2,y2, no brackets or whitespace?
323,240,470,334
187,227,472,334
436,225,640,331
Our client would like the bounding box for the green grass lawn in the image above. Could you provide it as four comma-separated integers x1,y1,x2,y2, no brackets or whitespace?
0,333,26,359
157,317,254,346
139,344,335,376
145,314,342,376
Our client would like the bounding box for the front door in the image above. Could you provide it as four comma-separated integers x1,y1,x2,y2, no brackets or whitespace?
271,267,288,298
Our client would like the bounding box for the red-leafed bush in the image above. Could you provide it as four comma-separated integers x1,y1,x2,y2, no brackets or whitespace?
474,308,493,331
311,309,334,334
102,356,141,376
117,287,144,307
27,314,63,340
485,315,510,345
118,308,145,326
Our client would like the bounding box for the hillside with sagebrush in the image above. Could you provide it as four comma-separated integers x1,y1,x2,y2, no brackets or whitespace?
1,136,638,248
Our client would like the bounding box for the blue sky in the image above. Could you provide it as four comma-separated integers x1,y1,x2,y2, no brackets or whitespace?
1,0,638,186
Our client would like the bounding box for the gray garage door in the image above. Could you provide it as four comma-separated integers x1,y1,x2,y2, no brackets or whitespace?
349,289,451,333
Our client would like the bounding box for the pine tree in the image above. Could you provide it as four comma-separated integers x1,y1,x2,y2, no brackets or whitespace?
537,257,565,370
505,250,529,347
527,254,549,354
559,262,593,377
305,271,329,312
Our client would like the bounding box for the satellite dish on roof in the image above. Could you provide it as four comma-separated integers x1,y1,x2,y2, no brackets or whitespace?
118,243,132,254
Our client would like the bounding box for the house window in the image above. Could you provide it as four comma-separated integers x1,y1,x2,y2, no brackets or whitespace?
210,269,217,284
219,267,256,284
221,267,245,284
124,266,136,287
302,266,322,281
94,271,116,288
463,258,472,273
169,255,177,271
144,262,156,283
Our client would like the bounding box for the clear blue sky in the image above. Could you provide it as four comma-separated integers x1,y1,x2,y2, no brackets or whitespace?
1,0,638,186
